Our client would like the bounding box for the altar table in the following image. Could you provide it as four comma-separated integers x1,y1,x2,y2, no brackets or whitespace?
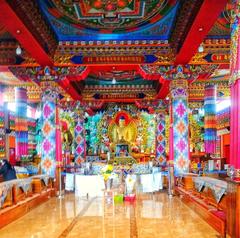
75,175,105,197
140,172,163,193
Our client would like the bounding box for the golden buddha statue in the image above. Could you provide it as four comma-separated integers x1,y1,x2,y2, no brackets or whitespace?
110,116,137,144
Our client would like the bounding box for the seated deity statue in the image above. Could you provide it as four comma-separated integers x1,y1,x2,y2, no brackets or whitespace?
112,116,133,143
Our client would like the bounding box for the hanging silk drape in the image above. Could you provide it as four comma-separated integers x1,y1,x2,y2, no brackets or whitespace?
74,116,85,165
41,89,58,177
204,84,217,154
156,111,166,165
229,2,240,169
230,80,240,168
170,79,189,175
15,88,28,160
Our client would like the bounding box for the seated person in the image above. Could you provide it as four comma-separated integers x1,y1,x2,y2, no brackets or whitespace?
0,159,17,182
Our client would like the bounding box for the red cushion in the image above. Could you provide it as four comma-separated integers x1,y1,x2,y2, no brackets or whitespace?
210,210,226,221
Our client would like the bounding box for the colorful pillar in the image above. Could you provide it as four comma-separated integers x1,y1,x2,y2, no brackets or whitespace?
230,1,240,171
156,110,166,166
41,89,58,177
15,87,28,161
170,79,189,175
0,86,5,159
55,106,62,166
204,84,217,154
74,114,85,165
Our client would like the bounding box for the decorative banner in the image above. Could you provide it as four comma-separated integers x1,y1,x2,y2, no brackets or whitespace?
204,84,217,153
74,116,85,165
156,112,166,165
15,88,28,160
41,89,58,177
170,79,189,175
71,55,158,64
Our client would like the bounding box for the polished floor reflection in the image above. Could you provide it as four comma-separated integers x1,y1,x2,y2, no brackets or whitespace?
0,192,220,238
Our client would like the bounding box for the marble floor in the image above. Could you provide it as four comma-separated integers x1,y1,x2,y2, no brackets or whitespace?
0,192,221,238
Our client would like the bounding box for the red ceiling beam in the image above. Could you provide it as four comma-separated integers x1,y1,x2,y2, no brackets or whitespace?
0,0,53,66
155,80,170,99
58,77,82,101
138,65,162,80
175,0,228,65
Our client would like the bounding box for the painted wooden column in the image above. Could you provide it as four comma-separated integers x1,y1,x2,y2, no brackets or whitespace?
230,1,240,172
0,86,5,159
15,87,28,161
55,106,62,166
41,88,58,177
170,79,189,175
204,84,217,154
74,112,85,165
156,109,166,166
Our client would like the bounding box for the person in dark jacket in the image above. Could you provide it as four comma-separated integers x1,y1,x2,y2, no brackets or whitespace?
0,159,17,181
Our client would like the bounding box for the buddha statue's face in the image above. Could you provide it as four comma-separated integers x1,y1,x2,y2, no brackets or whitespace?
119,118,126,127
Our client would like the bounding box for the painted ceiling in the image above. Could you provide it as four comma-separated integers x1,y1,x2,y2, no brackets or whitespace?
40,0,179,40
208,1,233,38
0,0,233,105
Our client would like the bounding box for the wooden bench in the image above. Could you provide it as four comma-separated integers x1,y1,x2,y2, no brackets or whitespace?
176,181,227,238
0,175,55,228
176,186,226,237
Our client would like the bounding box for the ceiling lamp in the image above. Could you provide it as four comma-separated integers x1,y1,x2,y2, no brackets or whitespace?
16,45,22,55
198,44,204,53
112,78,116,84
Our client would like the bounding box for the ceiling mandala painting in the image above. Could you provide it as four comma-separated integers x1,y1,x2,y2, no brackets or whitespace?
45,0,177,33
208,2,234,37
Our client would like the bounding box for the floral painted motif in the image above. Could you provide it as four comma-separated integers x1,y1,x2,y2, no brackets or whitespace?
41,101,56,177
156,112,166,165
171,79,189,175
176,103,186,117
74,117,85,164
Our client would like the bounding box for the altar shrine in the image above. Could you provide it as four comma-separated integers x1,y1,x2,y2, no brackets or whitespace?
0,0,240,237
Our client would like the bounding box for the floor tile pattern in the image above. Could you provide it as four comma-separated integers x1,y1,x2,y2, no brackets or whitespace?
0,192,221,238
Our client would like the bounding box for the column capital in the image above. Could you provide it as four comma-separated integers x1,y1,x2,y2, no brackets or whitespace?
9,66,88,83
170,79,188,98
41,86,59,103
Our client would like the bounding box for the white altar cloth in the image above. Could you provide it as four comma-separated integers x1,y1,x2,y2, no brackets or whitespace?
140,172,163,193
75,175,105,197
